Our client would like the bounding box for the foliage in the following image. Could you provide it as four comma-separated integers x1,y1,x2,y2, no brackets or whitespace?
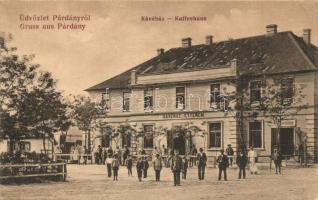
0,34,71,155
225,74,308,151
70,96,100,153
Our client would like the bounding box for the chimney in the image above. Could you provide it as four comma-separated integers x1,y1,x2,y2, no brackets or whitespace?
303,29,311,45
266,24,278,36
230,59,238,75
157,48,164,56
182,37,192,47
130,70,137,85
205,35,213,45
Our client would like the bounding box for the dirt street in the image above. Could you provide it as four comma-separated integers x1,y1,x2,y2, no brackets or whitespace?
0,164,317,200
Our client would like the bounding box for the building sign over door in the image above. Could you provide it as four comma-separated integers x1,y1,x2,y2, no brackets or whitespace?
163,111,205,119
281,119,296,127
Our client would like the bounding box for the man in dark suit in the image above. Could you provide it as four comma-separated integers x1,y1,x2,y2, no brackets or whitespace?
217,149,229,181
171,151,182,186
197,148,207,180
226,144,234,166
236,150,248,179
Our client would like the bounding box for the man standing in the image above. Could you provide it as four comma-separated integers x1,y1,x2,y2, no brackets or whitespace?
107,146,114,157
217,150,229,181
111,154,120,181
197,148,207,180
136,157,143,182
171,151,182,186
97,145,103,164
272,148,282,174
226,144,234,166
153,154,163,181
236,150,248,179
143,156,149,178
115,146,122,165
105,154,113,178
123,145,130,166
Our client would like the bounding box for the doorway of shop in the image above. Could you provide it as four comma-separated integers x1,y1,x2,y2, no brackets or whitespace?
167,126,187,155
173,135,186,155
271,128,294,155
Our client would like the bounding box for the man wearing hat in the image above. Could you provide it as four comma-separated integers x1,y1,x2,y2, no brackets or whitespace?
226,144,234,166
170,150,182,186
217,149,229,181
197,148,207,180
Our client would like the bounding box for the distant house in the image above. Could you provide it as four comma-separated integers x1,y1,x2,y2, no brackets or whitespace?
57,126,84,154
86,24,318,163
0,137,53,154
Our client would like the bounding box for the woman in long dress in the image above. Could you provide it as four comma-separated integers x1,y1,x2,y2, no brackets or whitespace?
248,147,258,174
72,145,79,164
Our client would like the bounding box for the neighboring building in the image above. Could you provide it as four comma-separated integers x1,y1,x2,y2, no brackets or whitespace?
86,24,318,162
56,126,84,154
0,137,54,154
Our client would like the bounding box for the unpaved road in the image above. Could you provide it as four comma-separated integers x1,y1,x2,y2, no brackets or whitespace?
0,164,317,200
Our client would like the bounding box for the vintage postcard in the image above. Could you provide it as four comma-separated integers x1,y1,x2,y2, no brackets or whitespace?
0,1,317,200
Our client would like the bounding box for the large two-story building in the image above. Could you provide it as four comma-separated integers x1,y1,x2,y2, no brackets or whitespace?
86,24,318,162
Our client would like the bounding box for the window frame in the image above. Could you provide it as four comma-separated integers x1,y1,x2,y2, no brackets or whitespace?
281,77,294,105
207,121,223,149
176,86,186,110
121,132,131,148
122,91,131,112
19,141,31,152
249,80,263,107
144,88,154,111
210,83,221,110
101,88,111,111
248,120,264,149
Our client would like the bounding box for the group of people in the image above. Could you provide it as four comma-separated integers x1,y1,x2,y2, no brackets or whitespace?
96,145,130,166
102,144,283,185
70,145,88,164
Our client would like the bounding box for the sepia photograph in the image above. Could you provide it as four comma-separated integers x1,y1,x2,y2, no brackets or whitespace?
0,1,317,200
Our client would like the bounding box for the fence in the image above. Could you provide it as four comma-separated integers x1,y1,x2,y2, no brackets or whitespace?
0,162,67,182
54,153,93,164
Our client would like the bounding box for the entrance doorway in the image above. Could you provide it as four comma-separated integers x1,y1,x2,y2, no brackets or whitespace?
173,135,186,155
271,128,294,155
167,125,187,155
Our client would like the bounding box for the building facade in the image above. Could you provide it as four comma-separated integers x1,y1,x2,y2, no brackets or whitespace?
86,25,318,162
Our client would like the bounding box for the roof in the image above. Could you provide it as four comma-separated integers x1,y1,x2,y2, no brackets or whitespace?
86,31,318,91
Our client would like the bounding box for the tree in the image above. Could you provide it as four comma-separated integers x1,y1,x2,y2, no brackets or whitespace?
0,33,38,144
226,74,308,153
71,96,100,153
15,72,69,156
0,34,70,156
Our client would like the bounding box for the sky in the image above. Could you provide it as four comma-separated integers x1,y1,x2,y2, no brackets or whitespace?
0,1,317,95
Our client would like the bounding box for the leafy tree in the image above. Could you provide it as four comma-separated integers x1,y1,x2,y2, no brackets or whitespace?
0,34,70,155
226,74,308,153
15,72,69,155
70,96,100,153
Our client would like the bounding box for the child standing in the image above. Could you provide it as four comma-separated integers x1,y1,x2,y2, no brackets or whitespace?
126,154,133,176
136,157,143,182
272,149,282,174
182,156,188,179
111,154,120,181
105,154,113,178
153,154,162,181
143,156,149,178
